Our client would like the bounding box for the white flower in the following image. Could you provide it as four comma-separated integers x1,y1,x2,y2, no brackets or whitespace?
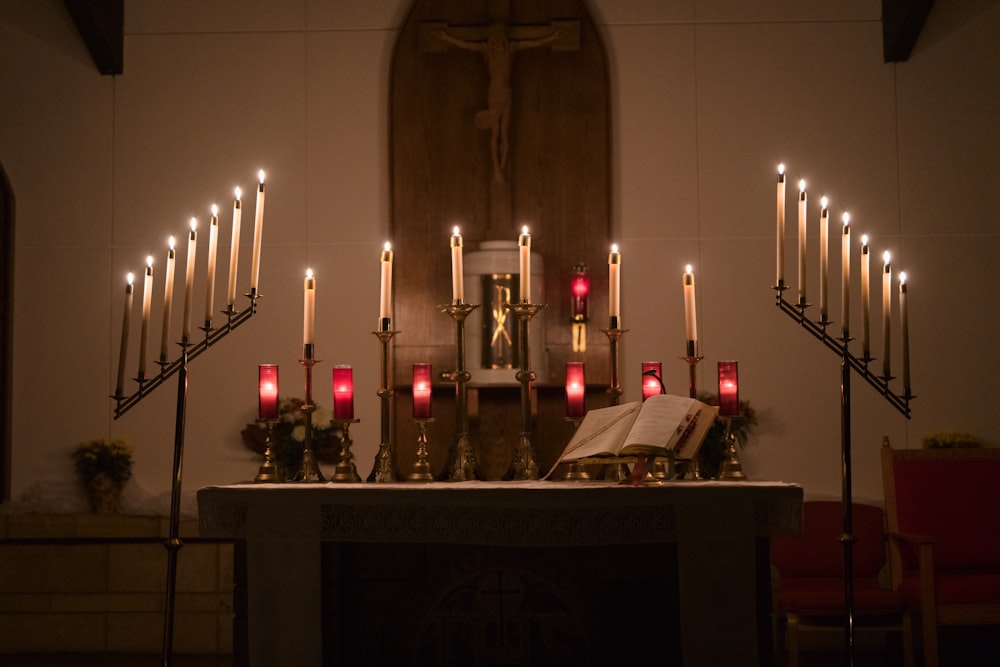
311,405,331,427
291,425,306,442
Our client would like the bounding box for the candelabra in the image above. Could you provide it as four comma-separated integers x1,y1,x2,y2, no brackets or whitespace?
369,328,398,482
506,302,546,479
253,419,279,482
330,418,362,483
773,283,913,661
438,302,480,481
292,355,325,482
679,344,706,480
407,418,436,482
112,293,260,667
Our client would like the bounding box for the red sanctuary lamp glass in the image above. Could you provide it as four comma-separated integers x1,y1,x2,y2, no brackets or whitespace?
718,361,740,417
641,361,663,401
570,264,590,321
258,364,279,420
412,363,432,419
332,365,354,420
565,362,586,418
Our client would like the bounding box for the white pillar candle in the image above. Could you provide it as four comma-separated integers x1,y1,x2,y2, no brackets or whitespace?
860,235,871,359
899,272,910,394
138,256,154,379
683,264,697,347
183,218,197,342
776,164,786,287
159,237,176,362
819,197,829,320
518,226,531,302
303,268,315,358
450,226,464,303
116,273,134,396
204,204,219,327
379,242,393,330
249,170,265,296
797,179,807,303
227,187,242,308
882,251,892,378
841,213,850,339
608,243,621,327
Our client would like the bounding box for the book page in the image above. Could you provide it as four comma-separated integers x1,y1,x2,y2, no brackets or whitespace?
620,394,700,454
556,401,643,461
672,403,719,459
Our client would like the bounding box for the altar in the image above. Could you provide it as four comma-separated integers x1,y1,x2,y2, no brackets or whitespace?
198,480,802,666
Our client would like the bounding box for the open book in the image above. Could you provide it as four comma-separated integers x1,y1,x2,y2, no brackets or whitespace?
545,394,718,478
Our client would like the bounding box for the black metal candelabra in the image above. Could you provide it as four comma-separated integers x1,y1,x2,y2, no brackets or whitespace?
773,284,912,666
112,294,260,667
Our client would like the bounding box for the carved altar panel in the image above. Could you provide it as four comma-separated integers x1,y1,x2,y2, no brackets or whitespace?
390,0,611,471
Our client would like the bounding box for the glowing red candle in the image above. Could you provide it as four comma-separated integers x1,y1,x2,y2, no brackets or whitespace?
641,361,663,401
258,364,279,421
718,361,740,417
412,363,432,419
332,365,355,420
565,362,586,418
570,265,590,321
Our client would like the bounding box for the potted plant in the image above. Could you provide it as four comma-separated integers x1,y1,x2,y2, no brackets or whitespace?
72,438,133,513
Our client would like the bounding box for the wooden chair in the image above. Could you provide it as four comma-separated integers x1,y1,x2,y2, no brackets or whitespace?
881,439,1000,667
771,500,912,667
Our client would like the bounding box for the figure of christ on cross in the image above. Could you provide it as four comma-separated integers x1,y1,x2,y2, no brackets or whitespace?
434,22,567,184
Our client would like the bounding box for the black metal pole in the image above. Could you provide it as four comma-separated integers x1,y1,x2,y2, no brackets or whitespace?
161,348,188,667
840,351,855,666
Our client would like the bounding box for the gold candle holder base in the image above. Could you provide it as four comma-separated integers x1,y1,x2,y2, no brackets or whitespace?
407,418,435,482
561,417,590,481
330,418,362,483
506,302,546,481
253,420,279,483
293,358,326,483
438,302,480,482
370,329,399,483
717,424,747,481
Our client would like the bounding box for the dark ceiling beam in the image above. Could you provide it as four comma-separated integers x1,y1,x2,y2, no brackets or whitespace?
63,0,123,75
882,0,935,62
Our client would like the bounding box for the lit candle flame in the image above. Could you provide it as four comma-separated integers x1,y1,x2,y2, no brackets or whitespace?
799,179,806,192
190,217,197,232
778,163,785,175
522,225,529,235
235,186,241,200
842,212,851,226
306,268,313,279
383,241,391,252
127,272,134,285
258,170,265,184
883,250,891,265
611,243,619,253
211,204,218,217
146,255,154,268
861,234,869,246
899,272,907,285
168,236,175,250
685,264,693,274
453,225,460,236
821,196,829,209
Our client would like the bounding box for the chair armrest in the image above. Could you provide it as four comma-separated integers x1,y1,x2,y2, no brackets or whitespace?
889,531,934,546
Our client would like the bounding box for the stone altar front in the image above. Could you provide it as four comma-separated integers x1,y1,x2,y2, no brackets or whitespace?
198,481,802,665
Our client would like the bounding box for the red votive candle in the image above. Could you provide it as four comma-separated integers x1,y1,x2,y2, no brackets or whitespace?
570,265,590,321
565,362,586,418
258,364,279,420
412,363,432,419
641,361,663,401
718,361,740,417
332,365,354,420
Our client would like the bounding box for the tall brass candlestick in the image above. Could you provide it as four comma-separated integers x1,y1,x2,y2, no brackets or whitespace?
601,326,626,406
293,357,325,482
681,340,704,399
439,302,480,481
369,329,398,482
506,302,546,479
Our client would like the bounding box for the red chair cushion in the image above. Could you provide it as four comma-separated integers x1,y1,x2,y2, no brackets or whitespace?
771,501,888,578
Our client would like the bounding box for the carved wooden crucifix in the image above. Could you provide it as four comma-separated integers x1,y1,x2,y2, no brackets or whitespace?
420,13,580,186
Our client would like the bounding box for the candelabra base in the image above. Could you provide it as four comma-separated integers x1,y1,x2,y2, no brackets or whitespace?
512,433,540,480
370,444,396,483
448,433,478,481
562,461,591,481
293,447,325,483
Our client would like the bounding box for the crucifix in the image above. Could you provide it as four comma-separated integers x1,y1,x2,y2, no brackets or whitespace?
421,7,579,237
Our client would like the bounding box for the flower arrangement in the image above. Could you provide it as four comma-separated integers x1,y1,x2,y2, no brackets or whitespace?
695,392,758,479
921,431,981,449
72,438,133,512
72,438,133,486
241,397,343,479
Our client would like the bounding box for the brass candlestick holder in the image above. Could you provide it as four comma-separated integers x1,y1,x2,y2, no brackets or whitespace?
253,420,279,482
506,301,546,479
601,323,630,481
330,418,362,483
369,327,398,482
679,342,706,480
407,417,435,482
717,417,746,481
438,302,480,481
561,417,590,481
293,354,325,483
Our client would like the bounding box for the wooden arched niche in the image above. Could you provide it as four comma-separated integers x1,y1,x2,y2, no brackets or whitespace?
390,0,610,478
